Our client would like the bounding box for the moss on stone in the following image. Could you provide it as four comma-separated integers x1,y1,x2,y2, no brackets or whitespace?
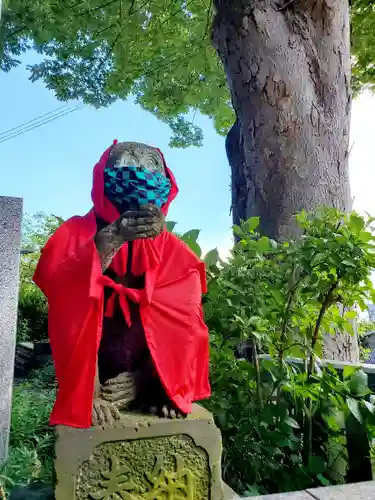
75,434,210,499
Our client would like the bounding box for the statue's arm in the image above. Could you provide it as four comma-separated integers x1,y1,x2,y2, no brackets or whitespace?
94,205,165,272
94,221,125,272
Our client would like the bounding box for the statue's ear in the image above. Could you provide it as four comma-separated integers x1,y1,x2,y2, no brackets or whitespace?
106,143,121,169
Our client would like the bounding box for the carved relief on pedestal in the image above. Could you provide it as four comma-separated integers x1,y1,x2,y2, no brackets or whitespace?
75,435,210,500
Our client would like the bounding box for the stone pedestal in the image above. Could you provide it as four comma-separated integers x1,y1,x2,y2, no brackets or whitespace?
55,405,232,500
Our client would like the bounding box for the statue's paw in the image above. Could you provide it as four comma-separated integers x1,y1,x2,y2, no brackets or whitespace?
100,371,138,409
102,371,138,389
92,398,121,427
147,404,186,419
101,386,137,406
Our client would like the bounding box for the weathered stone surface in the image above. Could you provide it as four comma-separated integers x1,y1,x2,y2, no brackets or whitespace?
249,481,375,499
55,404,224,500
250,493,314,500
222,482,241,499
307,481,375,499
0,196,22,463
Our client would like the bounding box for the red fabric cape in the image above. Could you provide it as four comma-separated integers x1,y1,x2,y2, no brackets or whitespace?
33,143,211,428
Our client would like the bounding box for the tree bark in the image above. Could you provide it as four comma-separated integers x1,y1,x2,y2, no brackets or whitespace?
213,0,351,239
213,0,358,361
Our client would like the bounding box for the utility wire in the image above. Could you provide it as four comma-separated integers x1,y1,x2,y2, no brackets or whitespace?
0,45,201,146
0,104,84,145
0,104,70,139
0,0,203,146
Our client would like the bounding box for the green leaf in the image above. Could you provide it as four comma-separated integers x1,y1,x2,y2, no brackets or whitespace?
270,288,284,305
345,310,357,320
317,474,331,486
311,253,326,266
284,417,300,429
343,365,357,380
347,397,363,423
204,248,220,269
308,455,326,475
182,229,200,242
246,217,260,232
184,239,202,258
349,213,365,234
364,401,375,415
272,433,291,447
222,280,245,295
51,214,65,226
349,370,370,397
256,236,271,253
342,260,356,267
244,486,261,497
165,221,177,232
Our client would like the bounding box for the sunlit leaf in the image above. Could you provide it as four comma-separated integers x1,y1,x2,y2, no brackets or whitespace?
165,221,177,232
347,397,363,423
182,229,200,242
204,248,220,269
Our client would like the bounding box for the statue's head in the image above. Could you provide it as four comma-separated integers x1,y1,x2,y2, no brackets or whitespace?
106,142,166,175
103,141,171,212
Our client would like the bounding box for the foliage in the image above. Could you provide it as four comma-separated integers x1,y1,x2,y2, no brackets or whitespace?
203,208,375,495
0,0,232,148
166,220,219,268
357,320,375,362
358,320,375,336
1,1,372,146
17,213,63,343
0,364,56,498
351,0,375,94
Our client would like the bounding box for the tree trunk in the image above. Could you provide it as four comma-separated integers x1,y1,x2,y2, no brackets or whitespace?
213,0,351,238
213,0,358,361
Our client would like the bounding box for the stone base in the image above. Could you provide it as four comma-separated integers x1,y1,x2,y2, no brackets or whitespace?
55,404,225,500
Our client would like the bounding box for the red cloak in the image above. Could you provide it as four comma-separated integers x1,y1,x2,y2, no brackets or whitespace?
33,143,211,428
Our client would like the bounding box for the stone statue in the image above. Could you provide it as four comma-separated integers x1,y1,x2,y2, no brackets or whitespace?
33,141,211,429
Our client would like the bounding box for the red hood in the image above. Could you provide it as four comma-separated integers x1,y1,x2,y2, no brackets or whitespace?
91,141,179,223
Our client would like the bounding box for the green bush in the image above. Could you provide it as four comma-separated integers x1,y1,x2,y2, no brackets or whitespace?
16,213,63,343
0,364,56,496
203,208,375,495
357,320,375,362
17,289,48,344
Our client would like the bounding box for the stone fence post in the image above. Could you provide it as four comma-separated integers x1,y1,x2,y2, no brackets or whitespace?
0,196,22,463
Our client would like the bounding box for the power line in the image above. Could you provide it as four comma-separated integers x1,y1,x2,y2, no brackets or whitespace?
0,104,83,144
0,104,84,145
0,104,69,139
0,44,201,147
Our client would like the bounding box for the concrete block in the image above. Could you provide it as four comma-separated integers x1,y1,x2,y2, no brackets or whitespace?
250,492,314,499
307,481,375,499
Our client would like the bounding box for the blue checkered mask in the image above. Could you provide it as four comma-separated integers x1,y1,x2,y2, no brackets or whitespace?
104,165,171,210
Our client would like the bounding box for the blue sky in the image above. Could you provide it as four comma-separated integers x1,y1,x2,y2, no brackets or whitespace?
0,52,233,256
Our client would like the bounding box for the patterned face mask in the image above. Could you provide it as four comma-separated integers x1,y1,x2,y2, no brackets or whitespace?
104,164,171,210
